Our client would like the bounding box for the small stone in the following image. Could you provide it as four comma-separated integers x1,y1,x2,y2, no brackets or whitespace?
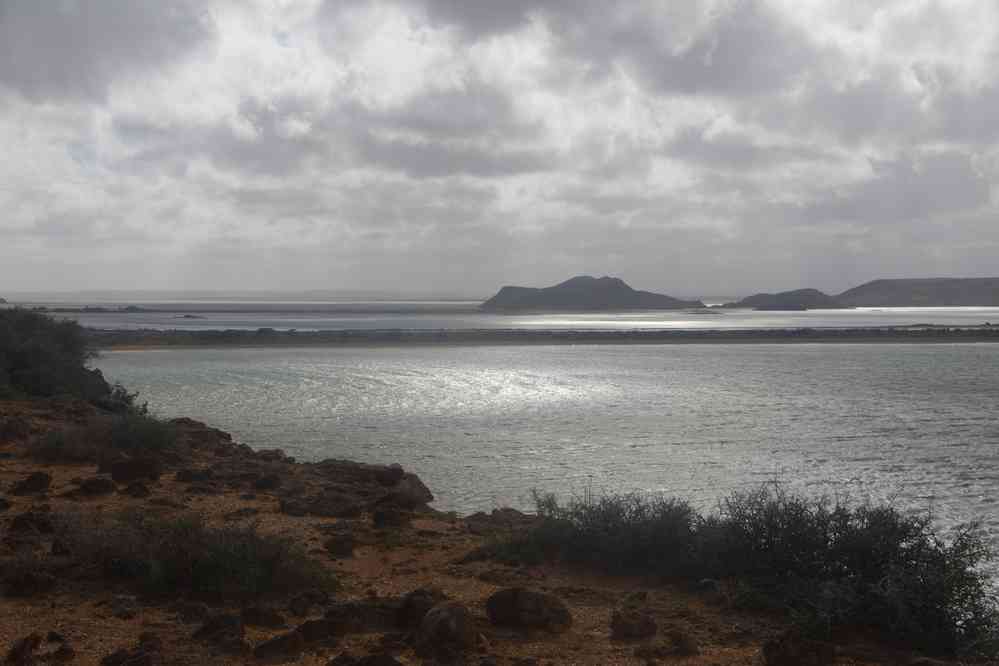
78,477,115,496
611,608,657,640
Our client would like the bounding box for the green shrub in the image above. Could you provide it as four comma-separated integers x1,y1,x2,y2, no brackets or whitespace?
0,308,135,410
57,510,335,601
31,413,176,463
488,485,998,657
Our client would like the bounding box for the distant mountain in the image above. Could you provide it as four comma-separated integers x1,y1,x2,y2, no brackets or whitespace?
837,278,999,307
721,288,846,311
480,276,704,312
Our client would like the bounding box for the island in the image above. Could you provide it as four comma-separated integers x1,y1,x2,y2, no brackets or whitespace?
480,275,704,312
836,277,999,307
720,288,846,311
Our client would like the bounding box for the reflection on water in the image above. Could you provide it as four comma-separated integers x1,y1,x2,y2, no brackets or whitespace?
97,343,999,571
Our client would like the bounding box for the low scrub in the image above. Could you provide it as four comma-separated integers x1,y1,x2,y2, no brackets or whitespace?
487,485,998,657
32,412,177,463
56,510,334,601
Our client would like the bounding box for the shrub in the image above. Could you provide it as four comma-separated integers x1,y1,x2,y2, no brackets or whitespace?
488,485,998,657
0,308,135,410
56,510,335,601
31,412,177,463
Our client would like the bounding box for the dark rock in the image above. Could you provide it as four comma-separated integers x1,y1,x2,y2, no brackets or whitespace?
9,509,53,535
281,493,363,519
416,601,476,658
610,608,657,640
171,601,210,624
324,533,355,559
175,468,213,483
464,507,536,536
121,482,150,498
252,631,305,662
0,414,32,441
4,570,56,597
79,477,115,496
255,449,289,462
294,619,337,645
325,598,401,634
193,613,246,653
397,587,447,628
100,634,161,666
242,606,286,628
224,507,259,521
111,595,138,619
287,590,330,617
379,474,433,509
666,627,700,656
10,472,51,495
51,538,71,556
46,632,65,643
5,633,41,665
374,464,405,486
48,642,76,662
110,458,160,483
485,587,572,633
372,509,411,529
762,632,833,666
253,474,282,491
185,483,221,496
0,498,11,512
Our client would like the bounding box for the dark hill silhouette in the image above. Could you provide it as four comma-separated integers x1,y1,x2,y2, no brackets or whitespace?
721,288,846,311
480,276,704,312
837,278,999,307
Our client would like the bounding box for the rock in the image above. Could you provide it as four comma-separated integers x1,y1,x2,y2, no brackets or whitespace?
0,498,11,512
667,627,700,657
294,619,337,645
485,587,572,633
397,587,447,628
288,590,329,617
51,538,71,556
324,533,355,559
100,634,161,666
762,632,834,666
611,608,657,640
252,631,305,662
465,508,536,536
193,614,246,653
4,570,56,597
371,508,412,529
281,493,364,519
253,474,282,491
46,632,65,643
5,633,41,665
47,643,76,662
111,595,139,619
121,482,150,498
10,472,51,495
325,599,401,634
175,468,213,483
9,509,54,535
110,458,160,483
416,601,476,658
242,606,286,628
380,474,433,509
79,477,115,496
171,601,209,624
255,449,289,462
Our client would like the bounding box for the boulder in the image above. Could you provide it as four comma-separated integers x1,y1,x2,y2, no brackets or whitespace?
397,587,447,628
0,498,10,512
485,588,572,633
242,606,286,628
252,631,304,662
110,458,160,483
121,482,151,498
416,601,476,657
10,472,51,495
193,614,246,654
610,608,657,640
4,633,41,665
79,477,116,496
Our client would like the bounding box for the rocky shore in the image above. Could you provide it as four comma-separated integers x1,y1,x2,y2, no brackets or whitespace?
0,399,989,665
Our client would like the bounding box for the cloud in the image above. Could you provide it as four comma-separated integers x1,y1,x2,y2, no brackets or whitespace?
0,0,216,101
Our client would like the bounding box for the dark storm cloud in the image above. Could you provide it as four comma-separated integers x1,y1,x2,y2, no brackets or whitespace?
0,0,215,101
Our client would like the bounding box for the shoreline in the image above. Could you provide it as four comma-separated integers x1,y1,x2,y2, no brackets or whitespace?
86,326,999,350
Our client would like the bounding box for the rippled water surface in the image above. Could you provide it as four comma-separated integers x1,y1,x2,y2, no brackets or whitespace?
97,344,999,551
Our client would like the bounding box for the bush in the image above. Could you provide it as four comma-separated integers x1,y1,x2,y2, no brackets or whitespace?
488,485,998,657
0,308,134,410
57,510,335,601
31,413,177,463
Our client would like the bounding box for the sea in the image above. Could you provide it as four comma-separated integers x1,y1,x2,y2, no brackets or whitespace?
9,298,997,557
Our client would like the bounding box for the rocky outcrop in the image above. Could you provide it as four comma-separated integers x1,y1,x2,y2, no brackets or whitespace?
481,276,704,312
721,288,845,310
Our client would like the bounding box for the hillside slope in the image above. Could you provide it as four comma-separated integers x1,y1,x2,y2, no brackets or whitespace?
481,276,704,311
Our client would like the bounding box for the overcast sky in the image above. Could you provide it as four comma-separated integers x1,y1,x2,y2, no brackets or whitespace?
1,0,998,297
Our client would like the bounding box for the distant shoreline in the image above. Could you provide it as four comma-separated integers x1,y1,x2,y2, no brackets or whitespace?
87,326,999,349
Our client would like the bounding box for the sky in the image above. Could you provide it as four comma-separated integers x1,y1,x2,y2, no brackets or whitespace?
1,0,998,298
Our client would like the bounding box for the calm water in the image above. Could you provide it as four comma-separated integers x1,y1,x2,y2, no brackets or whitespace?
16,301,999,331
96,344,999,556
